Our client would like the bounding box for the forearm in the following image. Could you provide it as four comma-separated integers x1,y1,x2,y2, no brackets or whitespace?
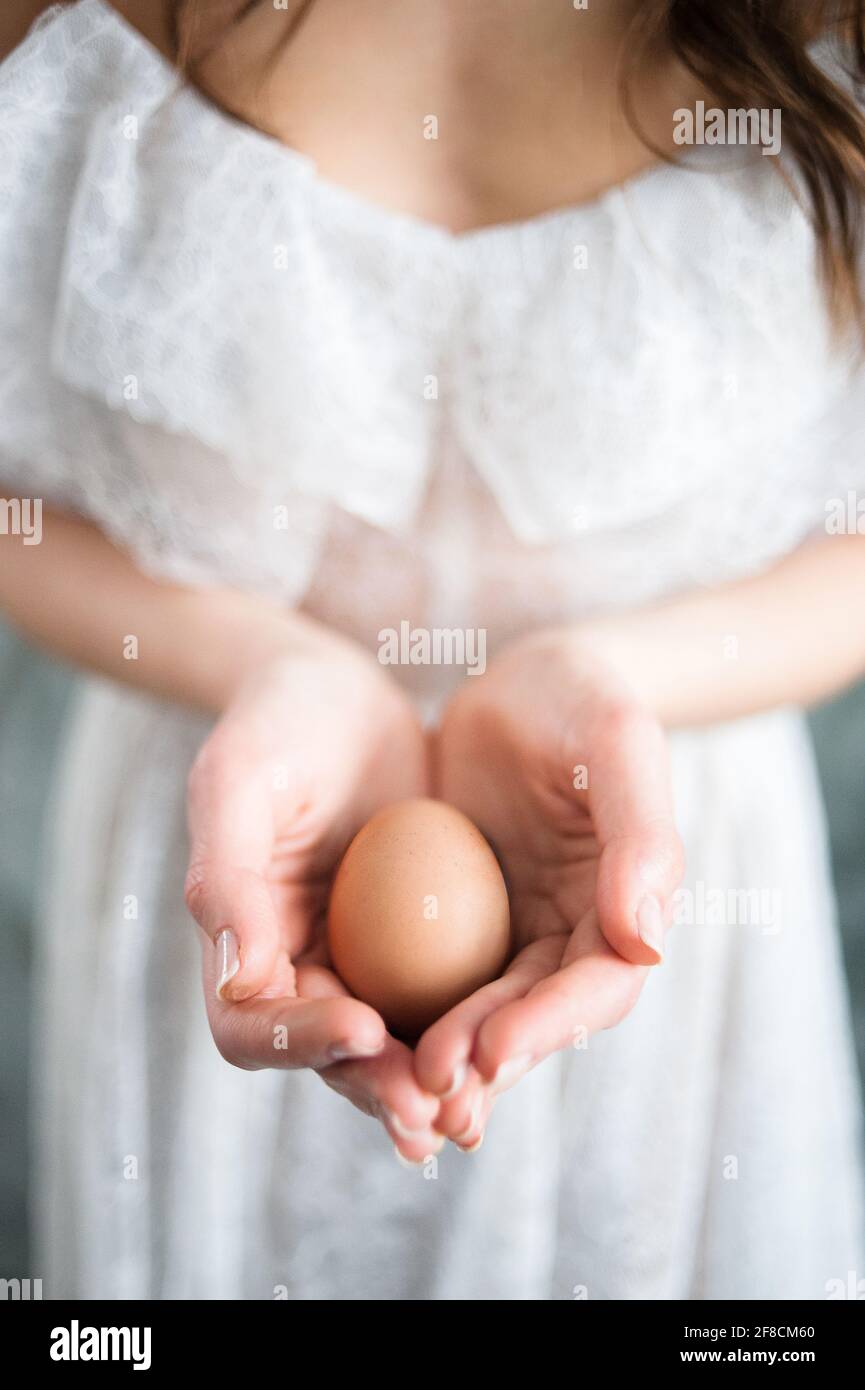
578,535,865,726
0,508,346,713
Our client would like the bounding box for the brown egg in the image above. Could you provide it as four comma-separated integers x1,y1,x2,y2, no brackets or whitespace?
327,798,511,1039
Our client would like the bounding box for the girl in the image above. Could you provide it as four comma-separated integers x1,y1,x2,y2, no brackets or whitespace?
1,0,864,1300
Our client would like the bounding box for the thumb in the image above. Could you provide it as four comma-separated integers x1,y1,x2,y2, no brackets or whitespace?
595,821,684,965
588,706,685,965
186,863,291,1003
185,746,287,1002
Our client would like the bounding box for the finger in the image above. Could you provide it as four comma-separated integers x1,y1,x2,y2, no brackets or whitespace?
595,823,684,965
321,1039,444,1163
295,966,446,1143
294,960,354,999
413,937,562,1099
186,753,283,1000
190,866,287,1002
474,926,648,1090
209,991,387,1072
434,1065,494,1150
454,1085,495,1154
587,706,685,964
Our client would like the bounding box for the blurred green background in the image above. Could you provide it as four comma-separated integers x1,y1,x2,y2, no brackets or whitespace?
1,626,863,1276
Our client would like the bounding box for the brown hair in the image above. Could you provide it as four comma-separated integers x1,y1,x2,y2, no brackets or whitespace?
167,0,865,333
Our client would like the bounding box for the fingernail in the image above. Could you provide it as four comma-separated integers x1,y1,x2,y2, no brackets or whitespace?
394,1128,447,1162
490,1053,533,1096
457,1130,485,1154
394,1142,443,1168
328,1040,386,1062
385,1110,436,1141
394,1147,426,1169
453,1091,484,1145
215,928,240,1000
439,1060,468,1100
637,895,664,961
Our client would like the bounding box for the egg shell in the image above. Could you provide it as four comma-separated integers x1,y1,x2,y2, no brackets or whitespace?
327,798,511,1038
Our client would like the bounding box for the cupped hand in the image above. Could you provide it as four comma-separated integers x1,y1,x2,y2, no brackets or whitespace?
416,630,685,1149
184,635,442,1161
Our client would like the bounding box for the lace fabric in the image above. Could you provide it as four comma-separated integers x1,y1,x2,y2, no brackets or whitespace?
2,0,864,614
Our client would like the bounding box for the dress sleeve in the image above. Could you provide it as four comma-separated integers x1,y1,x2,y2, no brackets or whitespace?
0,1,329,598
0,4,111,521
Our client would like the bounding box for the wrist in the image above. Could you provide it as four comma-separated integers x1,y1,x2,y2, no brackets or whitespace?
208,593,374,712
219,599,411,723
565,619,658,711
497,622,653,716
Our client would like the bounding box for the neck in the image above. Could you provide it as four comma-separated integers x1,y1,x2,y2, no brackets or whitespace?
411,0,645,61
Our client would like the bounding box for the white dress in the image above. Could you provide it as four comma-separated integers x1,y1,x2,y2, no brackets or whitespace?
2,0,864,1299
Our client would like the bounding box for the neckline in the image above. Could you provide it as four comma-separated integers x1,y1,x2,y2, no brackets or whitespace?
90,0,700,245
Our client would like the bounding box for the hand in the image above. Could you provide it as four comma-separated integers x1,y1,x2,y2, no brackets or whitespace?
184,634,443,1161
416,630,685,1149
